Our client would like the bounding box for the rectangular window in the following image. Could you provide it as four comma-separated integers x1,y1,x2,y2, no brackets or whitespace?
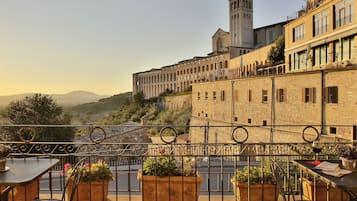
197,92,200,100
262,90,268,103
263,120,267,126
293,24,305,42
221,90,225,101
303,87,316,103
334,0,354,28
313,9,330,36
213,91,217,100
205,92,208,100
330,127,337,134
341,36,354,61
276,88,287,103
324,86,338,103
297,50,307,69
248,118,252,124
333,40,340,62
313,44,329,66
248,90,252,102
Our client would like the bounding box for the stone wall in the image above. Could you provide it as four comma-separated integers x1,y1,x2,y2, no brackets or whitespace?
164,94,192,111
190,68,357,143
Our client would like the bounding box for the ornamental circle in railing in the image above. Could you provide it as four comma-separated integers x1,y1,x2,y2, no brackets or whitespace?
302,125,319,143
18,127,36,142
159,126,177,144
89,126,106,144
231,126,248,144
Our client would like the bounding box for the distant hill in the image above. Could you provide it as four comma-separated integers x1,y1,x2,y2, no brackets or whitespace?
68,92,132,113
0,91,109,107
65,92,132,124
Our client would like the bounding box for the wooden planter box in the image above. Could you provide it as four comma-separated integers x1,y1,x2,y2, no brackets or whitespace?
138,173,202,201
231,180,278,201
302,178,350,201
0,177,40,201
67,180,109,201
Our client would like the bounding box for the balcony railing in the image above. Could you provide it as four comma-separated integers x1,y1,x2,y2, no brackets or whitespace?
0,124,354,201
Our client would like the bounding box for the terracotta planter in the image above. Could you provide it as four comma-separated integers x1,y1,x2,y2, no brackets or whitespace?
0,159,6,171
67,180,109,201
340,157,356,170
301,178,350,201
0,177,40,201
137,172,202,201
231,179,278,201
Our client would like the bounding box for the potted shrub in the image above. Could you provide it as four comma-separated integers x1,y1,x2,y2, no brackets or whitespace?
0,144,12,171
336,144,357,170
64,159,113,201
137,148,202,201
230,166,278,201
301,176,349,201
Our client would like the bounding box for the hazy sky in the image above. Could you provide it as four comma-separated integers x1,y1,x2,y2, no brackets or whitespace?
0,0,304,96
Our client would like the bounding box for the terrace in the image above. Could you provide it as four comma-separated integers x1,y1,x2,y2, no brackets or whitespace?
0,124,354,201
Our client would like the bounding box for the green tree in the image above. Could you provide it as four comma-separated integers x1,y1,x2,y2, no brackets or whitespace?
133,91,145,105
268,35,285,65
3,94,75,142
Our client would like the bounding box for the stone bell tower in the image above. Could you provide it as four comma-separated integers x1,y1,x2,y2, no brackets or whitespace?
229,0,254,58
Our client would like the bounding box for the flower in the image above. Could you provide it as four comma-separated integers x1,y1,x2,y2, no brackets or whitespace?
336,145,357,160
63,160,113,182
142,148,198,177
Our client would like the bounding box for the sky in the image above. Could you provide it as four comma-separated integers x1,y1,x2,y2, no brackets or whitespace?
0,0,305,96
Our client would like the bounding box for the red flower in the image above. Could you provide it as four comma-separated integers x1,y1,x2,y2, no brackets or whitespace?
64,163,72,171
62,163,72,175
158,148,165,155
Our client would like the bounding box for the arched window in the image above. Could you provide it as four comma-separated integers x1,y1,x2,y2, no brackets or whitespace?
217,38,223,51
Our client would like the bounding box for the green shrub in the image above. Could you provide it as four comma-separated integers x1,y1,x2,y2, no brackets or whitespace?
232,166,275,185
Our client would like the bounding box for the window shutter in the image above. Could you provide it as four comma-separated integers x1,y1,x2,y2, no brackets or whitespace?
309,88,314,103
323,87,328,103
333,87,338,103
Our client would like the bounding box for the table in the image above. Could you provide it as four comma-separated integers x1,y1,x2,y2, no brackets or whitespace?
0,158,60,201
294,160,357,201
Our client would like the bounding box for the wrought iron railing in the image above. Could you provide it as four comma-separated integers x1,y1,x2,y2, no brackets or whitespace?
0,124,354,201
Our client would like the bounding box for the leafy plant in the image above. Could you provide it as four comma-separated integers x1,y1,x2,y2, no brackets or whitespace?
267,35,285,65
143,148,197,177
336,145,357,159
0,144,12,159
232,166,275,185
63,160,113,182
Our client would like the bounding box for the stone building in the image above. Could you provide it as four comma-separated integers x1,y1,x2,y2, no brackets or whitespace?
229,0,254,58
132,1,287,98
190,0,357,143
285,0,356,73
132,65,176,99
132,29,231,99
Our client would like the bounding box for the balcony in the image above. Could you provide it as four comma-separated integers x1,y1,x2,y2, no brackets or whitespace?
0,124,354,201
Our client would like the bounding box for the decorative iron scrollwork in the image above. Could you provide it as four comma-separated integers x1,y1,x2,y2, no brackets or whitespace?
231,126,248,143
89,126,106,144
18,127,36,142
302,125,319,143
159,126,177,144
